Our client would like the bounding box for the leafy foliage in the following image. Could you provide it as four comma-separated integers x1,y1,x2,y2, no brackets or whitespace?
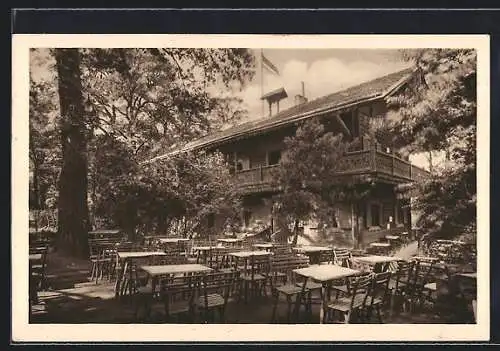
387,49,477,240
387,49,476,154
29,77,60,210
81,48,255,160
271,118,373,245
30,47,255,255
93,141,241,240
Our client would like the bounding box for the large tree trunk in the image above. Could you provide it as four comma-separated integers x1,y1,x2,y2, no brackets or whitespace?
55,49,90,258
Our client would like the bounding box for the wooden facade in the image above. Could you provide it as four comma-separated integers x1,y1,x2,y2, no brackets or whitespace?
204,98,426,237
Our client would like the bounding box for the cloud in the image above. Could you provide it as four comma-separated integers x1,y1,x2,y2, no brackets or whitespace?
239,57,411,121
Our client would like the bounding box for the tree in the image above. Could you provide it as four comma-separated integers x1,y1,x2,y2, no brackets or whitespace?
29,78,60,212
54,49,91,258
81,48,254,159
386,49,476,240
82,48,255,231
29,77,61,234
31,48,255,256
271,118,373,247
94,144,241,242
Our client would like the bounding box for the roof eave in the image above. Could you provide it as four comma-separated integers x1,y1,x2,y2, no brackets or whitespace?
192,93,385,151
147,68,415,162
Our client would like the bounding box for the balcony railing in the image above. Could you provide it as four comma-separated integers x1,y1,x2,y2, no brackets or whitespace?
235,164,280,188
233,148,429,193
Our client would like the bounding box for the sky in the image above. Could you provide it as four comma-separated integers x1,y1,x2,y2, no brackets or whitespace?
236,48,412,122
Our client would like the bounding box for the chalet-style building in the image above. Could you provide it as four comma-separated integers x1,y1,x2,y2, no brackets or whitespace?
154,67,429,246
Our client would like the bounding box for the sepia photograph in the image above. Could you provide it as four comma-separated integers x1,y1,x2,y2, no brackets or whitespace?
12,34,489,342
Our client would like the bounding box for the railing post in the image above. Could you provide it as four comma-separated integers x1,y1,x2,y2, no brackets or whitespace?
392,150,395,175
371,143,376,171
410,164,413,180
260,165,263,181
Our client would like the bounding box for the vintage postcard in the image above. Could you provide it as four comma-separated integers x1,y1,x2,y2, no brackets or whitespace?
12,34,489,342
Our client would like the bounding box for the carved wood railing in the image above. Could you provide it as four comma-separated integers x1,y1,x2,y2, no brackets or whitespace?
233,148,429,192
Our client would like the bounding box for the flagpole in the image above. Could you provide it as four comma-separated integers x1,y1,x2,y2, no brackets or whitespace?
260,48,264,117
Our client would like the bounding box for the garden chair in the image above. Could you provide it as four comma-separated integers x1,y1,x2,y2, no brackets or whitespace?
29,244,49,290
364,271,392,323
212,247,235,271
163,247,188,265
319,249,335,265
239,254,272,302
387,260,416,314
325,273,374,323
88,239,116,283
333,248,352,268
405,259,437,313
267,253,297,286
329,271,372,301
198,270,241,323
134,273,202,322
272,243,294,256
270,256,313,323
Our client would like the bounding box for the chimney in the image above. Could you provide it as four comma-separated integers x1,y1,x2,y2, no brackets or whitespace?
294,95,308,105
294,81,308,106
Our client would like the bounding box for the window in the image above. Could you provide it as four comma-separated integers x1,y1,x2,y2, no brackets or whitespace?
236,162,243,171
207,213,215,228
268,150,281,165
243,210,252,227
371,203,381,227
398,205,406,224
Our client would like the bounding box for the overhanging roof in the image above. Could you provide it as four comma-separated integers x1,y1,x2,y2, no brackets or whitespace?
148,66,415,163
261,87,288,102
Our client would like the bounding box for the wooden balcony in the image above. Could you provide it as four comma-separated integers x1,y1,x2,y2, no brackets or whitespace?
234,148,429,194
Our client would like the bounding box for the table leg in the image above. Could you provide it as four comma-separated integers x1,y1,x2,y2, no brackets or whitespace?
294,276,309,322
193,278,200,323
146,275,156,320
119,260,129,297
320,282,328,324
114,265,121,298
128,258,134,296
389,290,395,319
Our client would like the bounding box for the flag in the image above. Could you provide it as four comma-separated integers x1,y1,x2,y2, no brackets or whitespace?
261,52,280,76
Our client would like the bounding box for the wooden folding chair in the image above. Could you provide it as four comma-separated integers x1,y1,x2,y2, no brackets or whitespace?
88,239,115,283
272,243,293,256
405,259,436,313
364,271,392,323
29,244,49,290
388,260,416,315
270,256,313,323
326,273,374,323
333,248,352,268
319,249,335,265
198,270,241,323
240,254,272,302
134,273,202,322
